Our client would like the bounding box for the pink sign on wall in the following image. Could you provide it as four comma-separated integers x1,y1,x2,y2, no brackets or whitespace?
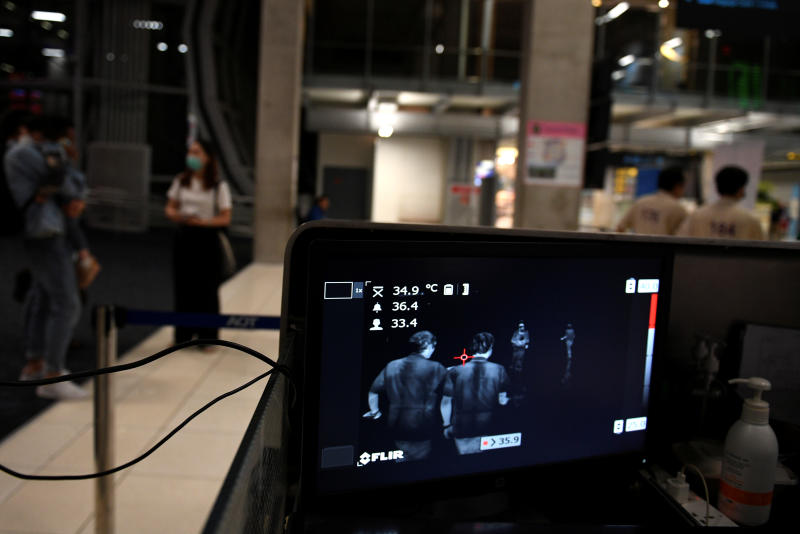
524,120,587,187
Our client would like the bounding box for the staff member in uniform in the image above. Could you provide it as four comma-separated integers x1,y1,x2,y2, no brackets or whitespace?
363,331,446,461
165,139,232,347
616,166,687,235
678,166,764,240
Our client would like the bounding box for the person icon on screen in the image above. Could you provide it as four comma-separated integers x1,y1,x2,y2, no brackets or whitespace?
370,318,383,331
362,331,446,460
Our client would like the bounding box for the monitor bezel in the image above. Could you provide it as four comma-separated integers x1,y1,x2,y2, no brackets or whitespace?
283,224,675,519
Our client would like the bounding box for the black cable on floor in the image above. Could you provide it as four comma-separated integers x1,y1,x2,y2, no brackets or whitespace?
0,338,289,387
0,338,292,481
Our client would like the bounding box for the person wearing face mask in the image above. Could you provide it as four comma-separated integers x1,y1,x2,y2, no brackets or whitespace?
165,139,233,348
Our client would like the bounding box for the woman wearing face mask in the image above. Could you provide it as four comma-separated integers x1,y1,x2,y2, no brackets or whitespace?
165,139,232,348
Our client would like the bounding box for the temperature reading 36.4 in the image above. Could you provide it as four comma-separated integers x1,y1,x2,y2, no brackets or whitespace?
392,301,419,312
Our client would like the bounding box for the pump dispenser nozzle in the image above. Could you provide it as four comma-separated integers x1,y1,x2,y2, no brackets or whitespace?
729,377,771,425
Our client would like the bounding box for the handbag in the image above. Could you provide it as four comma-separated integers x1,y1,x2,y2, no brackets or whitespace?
217,229,236,280
212,182,236,279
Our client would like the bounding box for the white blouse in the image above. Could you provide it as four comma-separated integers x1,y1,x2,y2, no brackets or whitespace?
167,176,232,220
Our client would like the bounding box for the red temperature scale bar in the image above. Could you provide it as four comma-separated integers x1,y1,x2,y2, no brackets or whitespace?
643,293,657,405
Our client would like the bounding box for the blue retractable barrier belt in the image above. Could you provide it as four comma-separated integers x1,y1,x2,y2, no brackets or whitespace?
120,308,280,330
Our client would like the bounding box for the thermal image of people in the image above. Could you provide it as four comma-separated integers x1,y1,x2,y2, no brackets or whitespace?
440,332,510,455
560,323,576,384
510,321,530,373
560,323,576,357
509,321,531,407
363,330,446,460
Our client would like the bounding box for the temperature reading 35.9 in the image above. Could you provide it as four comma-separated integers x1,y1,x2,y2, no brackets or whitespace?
480,432,522,451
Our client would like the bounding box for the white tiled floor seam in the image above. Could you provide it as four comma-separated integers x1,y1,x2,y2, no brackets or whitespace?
0,263,283,534
0,420,92,505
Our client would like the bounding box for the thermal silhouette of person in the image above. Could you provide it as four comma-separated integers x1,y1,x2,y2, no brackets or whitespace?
363,331,446,460
441,332,509,455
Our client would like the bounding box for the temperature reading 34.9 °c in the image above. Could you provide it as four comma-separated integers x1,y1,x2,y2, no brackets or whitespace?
392,285,420,296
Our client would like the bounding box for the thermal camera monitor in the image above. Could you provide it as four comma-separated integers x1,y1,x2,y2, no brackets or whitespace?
310,242,665,494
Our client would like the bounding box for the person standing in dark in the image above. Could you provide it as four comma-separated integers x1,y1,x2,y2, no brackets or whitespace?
441,332,510,455
4,114,87,399
165,139,232,349
560,323,576,384
1,110,31,235
509,321,530,407
363,331,446,461
307,195,329,221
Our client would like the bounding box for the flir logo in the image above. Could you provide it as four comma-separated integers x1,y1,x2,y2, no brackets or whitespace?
356,450,404,466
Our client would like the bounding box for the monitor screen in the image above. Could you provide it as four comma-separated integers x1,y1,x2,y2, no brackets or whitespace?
304,241,667,495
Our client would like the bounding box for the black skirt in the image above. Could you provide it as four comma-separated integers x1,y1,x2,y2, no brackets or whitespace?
172,225,223,343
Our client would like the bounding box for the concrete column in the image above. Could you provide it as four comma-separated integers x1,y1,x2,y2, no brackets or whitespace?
514,0,594,230
254,0,305,263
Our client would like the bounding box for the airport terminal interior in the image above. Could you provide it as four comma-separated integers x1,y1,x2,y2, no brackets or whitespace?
0,0,799,532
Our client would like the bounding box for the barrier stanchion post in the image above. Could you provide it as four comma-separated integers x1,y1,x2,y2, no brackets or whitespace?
94,305,116,534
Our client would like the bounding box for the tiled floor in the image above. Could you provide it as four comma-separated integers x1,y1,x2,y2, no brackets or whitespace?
0,263,283,534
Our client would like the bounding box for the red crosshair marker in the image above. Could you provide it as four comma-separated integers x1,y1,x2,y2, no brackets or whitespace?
453,348,474,366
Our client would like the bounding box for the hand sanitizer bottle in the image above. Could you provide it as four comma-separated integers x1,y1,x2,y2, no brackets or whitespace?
718,377,778,526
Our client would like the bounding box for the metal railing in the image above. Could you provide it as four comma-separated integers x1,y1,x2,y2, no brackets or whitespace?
91,305,280,534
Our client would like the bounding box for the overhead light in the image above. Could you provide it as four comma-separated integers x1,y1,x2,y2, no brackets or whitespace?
5,2,16,12
1,63,14,73
591,0,602,7
105,52,115,61
658,0,669,8
41,48,65,58
435,43,445,55
660,37,684,62
378,125,394,138
595,2,629,25
377,102,398,113
0,28,12,37
57,29,68,39
31,10,65,22
156,42,168,52
132,19,163,30
612,69,626,81
496,147,518,166
618,54,635,67
607,2,629,19
705,29,722,39
177,43,188,54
